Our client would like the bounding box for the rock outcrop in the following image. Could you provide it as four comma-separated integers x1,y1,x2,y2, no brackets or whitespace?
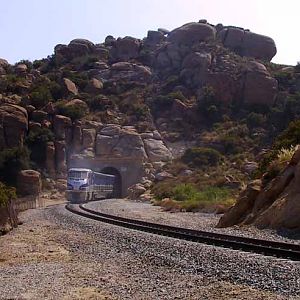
217,148,300,229
110,36,141,61
167,22,216,45
0,104,28,149
242,62,278,106
95,125,147,159
218,26,277,61
17,170,42,196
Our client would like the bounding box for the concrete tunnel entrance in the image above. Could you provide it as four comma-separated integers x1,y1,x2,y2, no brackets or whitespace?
101,167,122,198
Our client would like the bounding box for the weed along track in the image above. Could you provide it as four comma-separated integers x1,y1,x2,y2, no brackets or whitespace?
65,203,300,261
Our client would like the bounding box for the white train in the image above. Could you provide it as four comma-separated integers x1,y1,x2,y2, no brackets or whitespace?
66,168,115,203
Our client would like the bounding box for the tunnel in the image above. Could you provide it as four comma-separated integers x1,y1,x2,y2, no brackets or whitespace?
101,167,122,198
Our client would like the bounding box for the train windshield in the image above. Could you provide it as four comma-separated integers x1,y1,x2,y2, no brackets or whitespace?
68,171,88,180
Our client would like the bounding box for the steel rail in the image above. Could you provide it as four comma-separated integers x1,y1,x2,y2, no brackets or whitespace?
65,203,300,261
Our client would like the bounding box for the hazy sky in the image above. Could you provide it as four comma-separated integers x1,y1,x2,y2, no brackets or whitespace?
0,0,299,65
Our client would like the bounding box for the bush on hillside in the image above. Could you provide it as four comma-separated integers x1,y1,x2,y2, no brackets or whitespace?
25,127,54,166
154,183,233,212
0,182,16,207
15,60,33,71
30,85,53,108
273,119,300,150
0,147,30,186
220,135,243,154
151,90,186,116
246,112,266,129
197,85,223,123
56,102,86,121
181,147,221,167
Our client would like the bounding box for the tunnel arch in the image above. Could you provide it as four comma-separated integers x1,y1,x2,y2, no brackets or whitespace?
100,167,122,198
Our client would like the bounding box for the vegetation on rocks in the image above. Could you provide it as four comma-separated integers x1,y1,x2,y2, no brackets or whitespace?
154,183,234,212
0,182,16,207
0,147,30,186
182,147,221,167
25,128,54,166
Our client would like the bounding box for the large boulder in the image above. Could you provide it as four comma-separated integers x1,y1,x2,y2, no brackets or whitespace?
82,128,96,149
242,62,278,106
145,30,165,47
110,36,141,61
55,39,95,61
109,62,152,82
167,22,216,46
63,78,78,95
85,78,103,93
127,183,147,199
0,104,28,149
65,99,89,112
17,170,42,196
143,138,173,162
218,27,277,61
95,125,147,159
180,52,212,87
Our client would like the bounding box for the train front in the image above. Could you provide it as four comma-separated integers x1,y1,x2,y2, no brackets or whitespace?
66,168,92,203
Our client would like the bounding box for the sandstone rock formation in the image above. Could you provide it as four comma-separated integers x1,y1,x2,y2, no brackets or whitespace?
242,62,278,106
0,104,28,149
53,115,72,141
217,148,300,229
17,170,41,196
95,125,147,159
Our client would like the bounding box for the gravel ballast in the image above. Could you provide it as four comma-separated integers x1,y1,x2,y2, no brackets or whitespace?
0,201,299,299
86,199,300,244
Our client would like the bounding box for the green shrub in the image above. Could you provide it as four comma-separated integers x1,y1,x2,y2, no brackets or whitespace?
273,120,300,150
0,74,27,93
56,102,86,121
0,147,30,186
154,183,233,212
220,135,242,154
15,59,33,71
246,112,266,129
62,71,89,90
30,85,53,108
182,147,221,167
0,182,16,207
88,95,110,111
173,184,198,201
197,85,223,123
25,128,54,166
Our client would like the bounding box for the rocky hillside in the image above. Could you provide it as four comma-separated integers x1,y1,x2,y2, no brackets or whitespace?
218,146,300,229
0,19,300,225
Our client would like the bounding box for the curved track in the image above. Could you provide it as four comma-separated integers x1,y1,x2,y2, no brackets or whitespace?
65,203,300,261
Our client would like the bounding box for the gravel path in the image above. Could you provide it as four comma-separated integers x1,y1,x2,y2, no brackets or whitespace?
86,199,300,244
0,203,299,299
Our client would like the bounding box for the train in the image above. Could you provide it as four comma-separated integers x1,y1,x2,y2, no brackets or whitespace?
66,168,115,203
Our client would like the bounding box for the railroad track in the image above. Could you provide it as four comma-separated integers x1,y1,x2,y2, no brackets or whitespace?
65,203,300,261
